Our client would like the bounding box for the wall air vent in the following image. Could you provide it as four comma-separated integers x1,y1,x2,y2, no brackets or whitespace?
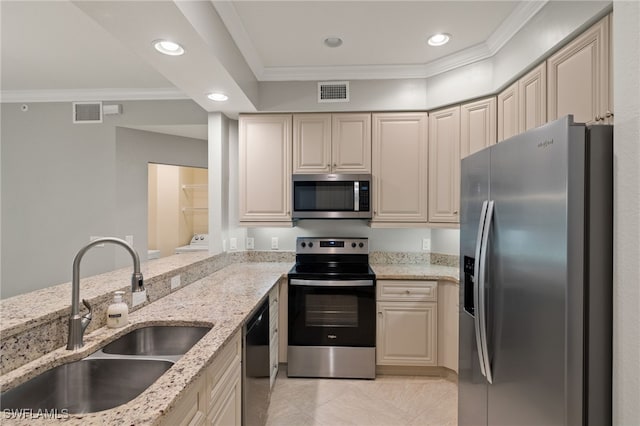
318,81,349,103
72,101,103,123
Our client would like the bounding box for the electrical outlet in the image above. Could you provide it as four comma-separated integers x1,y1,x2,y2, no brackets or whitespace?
132,290,147,307
90,236,104,247
246,237,255,250
125,235,134,246
229,237,237,250
171,275,181,290
422,238,431,251
271,237,279,250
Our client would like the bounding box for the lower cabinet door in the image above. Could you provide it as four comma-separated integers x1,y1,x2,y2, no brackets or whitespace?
376,301,437,366
159,375,207,426
208,362,242,426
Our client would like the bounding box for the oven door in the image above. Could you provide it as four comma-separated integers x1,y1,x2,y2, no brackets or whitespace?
288,278,375,347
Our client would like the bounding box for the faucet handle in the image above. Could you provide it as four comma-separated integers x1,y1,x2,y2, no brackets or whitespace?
81,299,92,331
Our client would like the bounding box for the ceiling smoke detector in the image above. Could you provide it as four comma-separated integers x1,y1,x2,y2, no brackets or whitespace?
323,37,343,48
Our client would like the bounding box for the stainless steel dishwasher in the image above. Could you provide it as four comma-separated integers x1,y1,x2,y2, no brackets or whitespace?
243,298,270,426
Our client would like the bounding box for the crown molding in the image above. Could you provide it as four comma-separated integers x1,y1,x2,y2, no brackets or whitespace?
486,1,548,53
260,42,492,81
0,88,188,103
215,0,548,82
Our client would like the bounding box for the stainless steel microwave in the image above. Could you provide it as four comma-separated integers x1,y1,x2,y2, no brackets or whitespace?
292,174,372,219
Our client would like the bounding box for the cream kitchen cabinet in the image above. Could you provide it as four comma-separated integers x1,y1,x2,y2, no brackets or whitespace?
239,114,292,224
371,112,429,224
428,106,460,223
437,281,459,373
547,15,611,125
376,280,438,366
460,97,496,158
498,61,547,142
292,113,371,174
161,331,242,426
269,284,279,389
518,62,547,133
497,81,519,142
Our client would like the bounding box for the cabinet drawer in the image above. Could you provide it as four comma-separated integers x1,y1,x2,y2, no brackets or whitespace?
377,280,437,301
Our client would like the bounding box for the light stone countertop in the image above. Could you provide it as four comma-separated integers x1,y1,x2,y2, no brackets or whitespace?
1,262,290,426
372,263,460,283
1,260,459,425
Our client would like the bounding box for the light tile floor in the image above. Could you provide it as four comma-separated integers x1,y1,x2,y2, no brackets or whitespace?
266,368,458,426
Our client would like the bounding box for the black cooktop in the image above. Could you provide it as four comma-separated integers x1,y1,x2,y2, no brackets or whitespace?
287,262,375,280
288,237,376,281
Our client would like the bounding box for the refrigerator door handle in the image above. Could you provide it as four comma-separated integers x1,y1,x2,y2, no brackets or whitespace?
478,200,495,384
473,200,489,378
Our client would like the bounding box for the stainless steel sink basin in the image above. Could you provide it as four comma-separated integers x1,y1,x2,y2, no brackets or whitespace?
0,358,173,413
102,325,210,356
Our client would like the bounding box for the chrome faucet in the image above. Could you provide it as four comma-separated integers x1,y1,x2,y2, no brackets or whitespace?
67,237,144,350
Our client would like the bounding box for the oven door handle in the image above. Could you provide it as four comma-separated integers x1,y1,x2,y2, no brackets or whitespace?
289,279,375,287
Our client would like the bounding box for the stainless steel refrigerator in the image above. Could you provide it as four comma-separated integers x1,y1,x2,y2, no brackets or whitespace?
458,116,613,426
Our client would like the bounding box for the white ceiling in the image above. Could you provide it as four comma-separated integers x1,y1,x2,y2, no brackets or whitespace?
1,0,548,115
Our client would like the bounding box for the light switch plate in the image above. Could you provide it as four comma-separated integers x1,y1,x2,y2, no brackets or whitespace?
271,237,279,250
132,290,147,307
246,237,255,250
229,238,237,250
125,235,134,246
171,275,181,290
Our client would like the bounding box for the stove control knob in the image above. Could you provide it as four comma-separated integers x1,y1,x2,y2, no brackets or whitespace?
309,242,314,248
359,242,364,248
351,242,357,248
301,242,306,248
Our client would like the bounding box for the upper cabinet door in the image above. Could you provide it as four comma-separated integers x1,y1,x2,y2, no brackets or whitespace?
547,15,611,125
372,112,429,223
518,62,547,133
460,97,496,158
428,106,461,223
292,114,332,174
497,81,519,142
239,114,292,222
331,113,372,173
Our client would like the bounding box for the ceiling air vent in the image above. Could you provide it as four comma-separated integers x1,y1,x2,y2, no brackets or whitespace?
318,81,349,103
72,102,103,123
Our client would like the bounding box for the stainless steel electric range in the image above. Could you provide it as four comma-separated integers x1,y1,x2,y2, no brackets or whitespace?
287,237,376,379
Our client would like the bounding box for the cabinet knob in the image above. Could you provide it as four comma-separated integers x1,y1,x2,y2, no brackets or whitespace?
378,311,383,316
454,210,459,215
605,110,614,118
274,328,278,334
333,163,337,167
405,290,411,294
595,115,602,122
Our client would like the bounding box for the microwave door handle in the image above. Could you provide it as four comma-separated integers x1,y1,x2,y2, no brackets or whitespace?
474,200,489,378
354,181,360,211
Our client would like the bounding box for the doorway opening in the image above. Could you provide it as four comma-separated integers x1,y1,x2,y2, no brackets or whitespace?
148,163,208,258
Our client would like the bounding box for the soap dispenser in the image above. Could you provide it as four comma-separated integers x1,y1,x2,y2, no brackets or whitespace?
106,291,129,328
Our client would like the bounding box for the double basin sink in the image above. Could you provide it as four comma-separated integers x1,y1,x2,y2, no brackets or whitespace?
1,325,211,414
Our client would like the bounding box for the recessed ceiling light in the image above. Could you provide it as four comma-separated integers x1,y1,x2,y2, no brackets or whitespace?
324,37,343,48
428,33,451,47
207,93,229,102
153,39,185,56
